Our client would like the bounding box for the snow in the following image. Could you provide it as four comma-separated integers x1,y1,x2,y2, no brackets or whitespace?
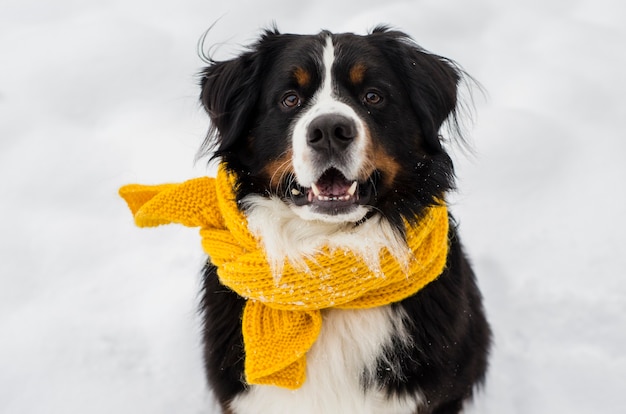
1,0,625,412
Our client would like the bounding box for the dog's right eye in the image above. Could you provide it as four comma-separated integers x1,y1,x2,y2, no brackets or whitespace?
281,93,302,109
364,90,383,105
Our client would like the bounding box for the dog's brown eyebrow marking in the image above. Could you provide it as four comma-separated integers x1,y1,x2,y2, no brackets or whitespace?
293,66,311,88
349,62,367,85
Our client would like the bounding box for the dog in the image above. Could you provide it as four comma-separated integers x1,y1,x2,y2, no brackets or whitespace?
198,26,491,414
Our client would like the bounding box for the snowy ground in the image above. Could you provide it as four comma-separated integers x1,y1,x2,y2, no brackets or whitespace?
1,0,625,413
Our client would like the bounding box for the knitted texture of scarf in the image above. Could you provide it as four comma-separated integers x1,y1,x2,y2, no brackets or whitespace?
119,165,450,390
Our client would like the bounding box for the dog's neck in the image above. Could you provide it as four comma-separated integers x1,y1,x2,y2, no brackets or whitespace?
241,194,410,280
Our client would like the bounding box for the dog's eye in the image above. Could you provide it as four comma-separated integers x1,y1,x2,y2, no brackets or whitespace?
364,91,383,105
282,93,302,109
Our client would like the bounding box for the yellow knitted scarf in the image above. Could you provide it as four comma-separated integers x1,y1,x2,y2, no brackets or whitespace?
119,165,449,390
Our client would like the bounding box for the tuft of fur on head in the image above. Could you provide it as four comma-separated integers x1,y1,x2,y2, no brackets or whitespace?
196,25,283,164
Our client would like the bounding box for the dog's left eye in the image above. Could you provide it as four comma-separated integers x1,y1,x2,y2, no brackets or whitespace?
281,93,302,109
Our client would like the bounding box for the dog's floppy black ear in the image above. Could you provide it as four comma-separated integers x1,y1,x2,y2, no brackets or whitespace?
372,28,462,151
199,48,263,159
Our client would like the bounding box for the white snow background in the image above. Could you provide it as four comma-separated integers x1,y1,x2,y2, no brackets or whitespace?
1,0,625,413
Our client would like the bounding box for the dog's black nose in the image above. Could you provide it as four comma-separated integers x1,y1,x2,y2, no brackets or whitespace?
307,114,357,153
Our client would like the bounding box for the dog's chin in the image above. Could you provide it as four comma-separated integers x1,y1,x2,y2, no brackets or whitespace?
289,203,370,224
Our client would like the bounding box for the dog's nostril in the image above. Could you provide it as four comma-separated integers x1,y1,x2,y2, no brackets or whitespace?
335,125,354,141
310,128,324,144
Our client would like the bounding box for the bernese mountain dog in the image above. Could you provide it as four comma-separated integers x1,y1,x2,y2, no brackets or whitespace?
198,26,491,414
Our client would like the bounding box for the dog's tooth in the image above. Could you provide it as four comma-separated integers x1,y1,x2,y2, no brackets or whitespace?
291,188,301,196
311,182,321,196
347,181,358,196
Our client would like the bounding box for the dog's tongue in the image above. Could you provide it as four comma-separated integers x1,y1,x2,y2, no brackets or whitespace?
317,169,351,195
309,168,358,201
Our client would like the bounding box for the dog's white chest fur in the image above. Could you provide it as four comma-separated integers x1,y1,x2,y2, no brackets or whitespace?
229,307,421,414
227,196,423,413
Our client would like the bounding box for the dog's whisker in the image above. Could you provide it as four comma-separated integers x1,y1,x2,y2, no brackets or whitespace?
269,152,294,196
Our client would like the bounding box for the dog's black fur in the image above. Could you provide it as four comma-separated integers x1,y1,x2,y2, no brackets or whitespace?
198,26,491,414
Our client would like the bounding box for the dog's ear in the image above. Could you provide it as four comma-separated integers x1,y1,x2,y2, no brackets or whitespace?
199,49,263,159
405,49,461,150
372,28,462,151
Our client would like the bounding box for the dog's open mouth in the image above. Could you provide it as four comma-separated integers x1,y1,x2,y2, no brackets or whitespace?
288,168,374,214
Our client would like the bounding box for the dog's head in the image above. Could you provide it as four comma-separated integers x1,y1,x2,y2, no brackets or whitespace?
200,26,463,228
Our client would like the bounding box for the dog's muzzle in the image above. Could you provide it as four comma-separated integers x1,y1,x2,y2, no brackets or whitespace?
289,113,375,219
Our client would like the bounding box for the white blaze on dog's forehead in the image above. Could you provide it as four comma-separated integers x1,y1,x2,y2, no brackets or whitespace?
302,35,338,115
319,35,336,102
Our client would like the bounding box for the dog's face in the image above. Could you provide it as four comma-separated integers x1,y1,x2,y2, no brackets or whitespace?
200,27,461,227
